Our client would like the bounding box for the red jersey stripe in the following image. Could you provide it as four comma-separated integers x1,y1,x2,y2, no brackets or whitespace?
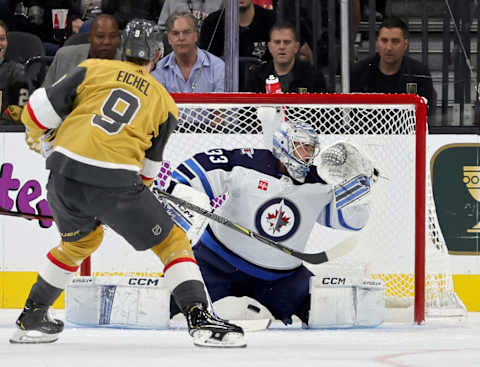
26,101,48,131
47,252,79,272
164,257,197,273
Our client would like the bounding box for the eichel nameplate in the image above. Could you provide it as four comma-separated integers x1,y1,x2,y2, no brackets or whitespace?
431,143,480,255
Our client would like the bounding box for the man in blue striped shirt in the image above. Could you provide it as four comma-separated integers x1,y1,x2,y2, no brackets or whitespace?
152,11,224,93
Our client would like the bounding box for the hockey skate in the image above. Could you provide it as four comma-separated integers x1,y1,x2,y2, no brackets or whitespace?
9,300,64,344
186,303,246,348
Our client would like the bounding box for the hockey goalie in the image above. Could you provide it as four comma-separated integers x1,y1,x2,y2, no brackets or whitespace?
153,106,384,329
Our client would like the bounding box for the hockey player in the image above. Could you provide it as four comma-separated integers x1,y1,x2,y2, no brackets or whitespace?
164,120,373,325
10,19,245,348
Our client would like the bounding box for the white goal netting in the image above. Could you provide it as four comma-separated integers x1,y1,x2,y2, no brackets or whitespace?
165,93,464,321
88,93,465,323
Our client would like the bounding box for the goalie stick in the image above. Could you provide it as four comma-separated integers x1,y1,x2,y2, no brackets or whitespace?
0,208,53,221
153,189,358,265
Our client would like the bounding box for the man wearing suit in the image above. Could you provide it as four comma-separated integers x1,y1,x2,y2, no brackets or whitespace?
42,14,121,87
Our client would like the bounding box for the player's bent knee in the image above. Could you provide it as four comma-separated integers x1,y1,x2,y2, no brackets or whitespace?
307,276,385,329
151,225,206,310
50,226,104,267
151,224,194,265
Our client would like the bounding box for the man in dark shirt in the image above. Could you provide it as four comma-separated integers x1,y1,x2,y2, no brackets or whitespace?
350,16,435,116
245,21,327,93
199,0,275,90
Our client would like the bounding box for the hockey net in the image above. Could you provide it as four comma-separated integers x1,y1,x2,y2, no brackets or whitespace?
84,93,465,324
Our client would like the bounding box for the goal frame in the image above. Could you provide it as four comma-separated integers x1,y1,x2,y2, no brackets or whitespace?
80,92,429,324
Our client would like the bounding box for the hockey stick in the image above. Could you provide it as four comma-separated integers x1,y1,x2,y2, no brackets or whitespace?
0,208,53,221
153,189,358,265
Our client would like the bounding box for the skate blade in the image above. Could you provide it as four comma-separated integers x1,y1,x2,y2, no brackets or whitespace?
9,329,59,344
192,330,247,348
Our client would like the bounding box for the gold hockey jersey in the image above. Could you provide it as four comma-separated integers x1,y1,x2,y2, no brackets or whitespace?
22,59,179,187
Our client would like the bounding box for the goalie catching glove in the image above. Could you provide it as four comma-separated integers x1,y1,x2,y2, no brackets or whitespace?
152,181,210,246
317,141,379,185
317,141,379,207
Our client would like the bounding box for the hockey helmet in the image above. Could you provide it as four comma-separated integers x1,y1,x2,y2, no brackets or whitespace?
122,19,164,62
272,121,320,183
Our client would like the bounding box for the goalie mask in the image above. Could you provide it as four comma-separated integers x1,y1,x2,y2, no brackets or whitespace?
122,19,164,62
272,121,320,183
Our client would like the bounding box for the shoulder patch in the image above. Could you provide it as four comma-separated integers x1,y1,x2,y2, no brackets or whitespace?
240,148,255,158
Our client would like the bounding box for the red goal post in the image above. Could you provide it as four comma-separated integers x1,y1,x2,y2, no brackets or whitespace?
80,93,464,324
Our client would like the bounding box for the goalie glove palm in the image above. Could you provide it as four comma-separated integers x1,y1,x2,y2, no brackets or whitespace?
318,141,377,185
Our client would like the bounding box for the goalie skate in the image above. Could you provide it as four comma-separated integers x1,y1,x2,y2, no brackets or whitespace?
186,304,246,348
9,301,64,344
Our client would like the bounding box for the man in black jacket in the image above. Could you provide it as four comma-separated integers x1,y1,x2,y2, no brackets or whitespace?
350,16,435,116
245,21,327,93
199,0,275,91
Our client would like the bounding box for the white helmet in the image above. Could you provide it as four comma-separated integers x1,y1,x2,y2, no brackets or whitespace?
272,121,320,183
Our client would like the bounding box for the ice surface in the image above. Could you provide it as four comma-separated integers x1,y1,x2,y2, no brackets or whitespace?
0,309,479,367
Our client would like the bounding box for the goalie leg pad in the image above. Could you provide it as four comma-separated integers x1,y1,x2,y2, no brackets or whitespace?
308,276,384,328
65,277,170,329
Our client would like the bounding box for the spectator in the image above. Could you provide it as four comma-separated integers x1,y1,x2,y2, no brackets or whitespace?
245,21,327,93
152,11,224,93
0,20,33,124
14,1,84,56
276,0,360,67
42,14,121,87
350,16,436,116
199,0,275,90
101,0,164,29
157,0,223,32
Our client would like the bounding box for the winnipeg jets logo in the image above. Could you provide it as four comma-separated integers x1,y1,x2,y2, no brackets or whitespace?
255,198,300,241
267,199,290,233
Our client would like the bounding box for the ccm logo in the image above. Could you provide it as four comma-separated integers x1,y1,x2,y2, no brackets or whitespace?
128,278,160,286
322,277,346,285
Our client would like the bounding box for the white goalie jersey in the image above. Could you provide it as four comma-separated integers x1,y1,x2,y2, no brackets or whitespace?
168,148,370,271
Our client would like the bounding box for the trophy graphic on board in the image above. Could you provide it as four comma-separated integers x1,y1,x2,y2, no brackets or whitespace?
463,166,480,232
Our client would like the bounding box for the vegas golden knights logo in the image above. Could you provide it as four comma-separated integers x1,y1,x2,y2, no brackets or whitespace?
431,144,480,254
